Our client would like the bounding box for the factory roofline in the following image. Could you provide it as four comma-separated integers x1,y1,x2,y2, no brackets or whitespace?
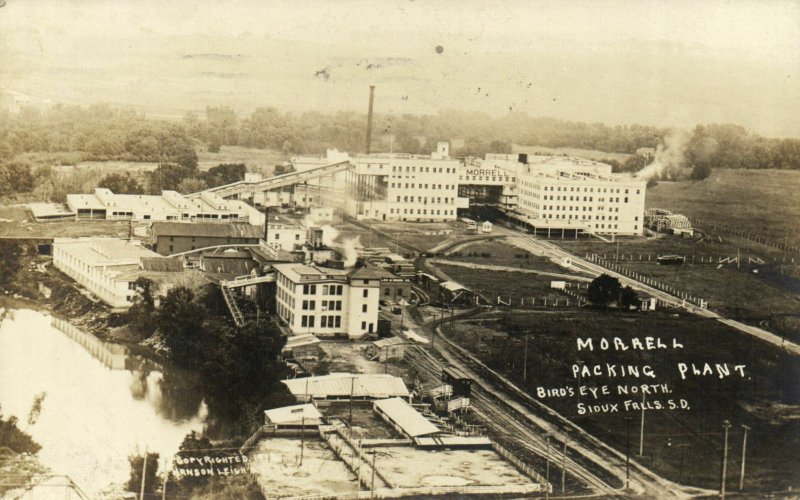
151,221,263,239
273,262,388,283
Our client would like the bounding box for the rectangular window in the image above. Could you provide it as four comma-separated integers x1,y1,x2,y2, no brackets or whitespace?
361,321,366,330
335,316,341,328
308,316,315,327
301,315,308,327
363,289,368,298
362,304,367,313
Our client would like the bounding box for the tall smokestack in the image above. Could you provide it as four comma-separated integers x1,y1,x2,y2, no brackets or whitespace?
365,85,375,154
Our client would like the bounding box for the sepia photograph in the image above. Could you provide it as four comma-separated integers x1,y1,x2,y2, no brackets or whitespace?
0,0,798,498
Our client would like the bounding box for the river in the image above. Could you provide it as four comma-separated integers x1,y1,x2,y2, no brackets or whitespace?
0,309,207,497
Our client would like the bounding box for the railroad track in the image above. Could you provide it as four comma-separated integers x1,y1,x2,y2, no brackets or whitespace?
403,330,716,498
405,346,618,497
507,234,800,355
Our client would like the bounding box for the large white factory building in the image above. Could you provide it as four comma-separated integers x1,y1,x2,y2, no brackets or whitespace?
294,147,646,236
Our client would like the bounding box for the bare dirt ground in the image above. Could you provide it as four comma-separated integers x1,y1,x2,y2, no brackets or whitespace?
376,446,533,489
0,205,134,239
249,438,358,498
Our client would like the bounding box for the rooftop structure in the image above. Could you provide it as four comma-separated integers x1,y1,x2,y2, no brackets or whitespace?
151,221,263,255
373,397,440,439
28,202,76,221
66,188,264,225
281,373,410,401
264,404,323,428
52,237,182,310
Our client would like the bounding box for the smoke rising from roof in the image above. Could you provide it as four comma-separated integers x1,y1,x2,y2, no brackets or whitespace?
340,236,361,268
635,129,691,180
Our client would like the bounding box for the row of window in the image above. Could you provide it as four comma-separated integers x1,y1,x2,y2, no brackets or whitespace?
301,315,343,328
545,214,621,221
458,175,514,183
389,208,454,216
302,300,344,311
390,182,455,190
302,284,345,295
392,165,455,173
541,185,638,194
395,196,452,204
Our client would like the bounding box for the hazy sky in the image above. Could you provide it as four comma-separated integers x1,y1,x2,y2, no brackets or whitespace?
1,0,799,137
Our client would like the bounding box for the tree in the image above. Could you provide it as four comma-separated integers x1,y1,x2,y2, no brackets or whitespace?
0,161,34,195
156,287,207,368
690,162,712,180
206,163,246,186
619,286,639,310
0,405,41,454
201,321,290,423
128,277,158,335
126,451,160,496
177,177,208,194
0,240,22,286
98,172,144,194
587,274,622,308
148,163,195,193
202,321,288,402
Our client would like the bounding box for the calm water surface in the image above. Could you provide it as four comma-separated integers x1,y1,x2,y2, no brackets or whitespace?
0,309,207,496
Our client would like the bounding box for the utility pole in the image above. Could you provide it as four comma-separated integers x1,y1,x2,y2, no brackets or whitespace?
739,424,750,491
370,452,377,498
349,376,355,424
624,415,632,491
676,443,690,483
561,434,568,494
523,333,528,382
139,446,148,500
300,416,306,466
721,420,732,499
639,392,646,456
161,457,168,500
545,435,551,500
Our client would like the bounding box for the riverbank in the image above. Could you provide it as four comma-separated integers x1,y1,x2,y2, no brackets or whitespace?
0,240,157,358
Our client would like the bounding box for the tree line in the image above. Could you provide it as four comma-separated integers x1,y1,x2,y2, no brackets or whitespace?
3,104,800,201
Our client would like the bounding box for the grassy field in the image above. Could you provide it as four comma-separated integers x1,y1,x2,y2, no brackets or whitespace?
512,144,633,163
444,310,800,493
435,264,581,306
365,220,474,253
446,239,587,276
646,169,800,249
554,234,800,323
196,145,286,174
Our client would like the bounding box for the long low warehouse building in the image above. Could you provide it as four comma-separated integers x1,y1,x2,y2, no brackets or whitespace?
281,373,410,402
66,188,265,225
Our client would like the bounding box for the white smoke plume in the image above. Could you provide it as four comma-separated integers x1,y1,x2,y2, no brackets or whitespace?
635,129,691,180
303,211,320,228
321,225,339,247
340,235,362,268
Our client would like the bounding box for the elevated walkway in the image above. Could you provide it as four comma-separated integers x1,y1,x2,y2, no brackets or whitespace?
188,160,351,199
221,273,276,288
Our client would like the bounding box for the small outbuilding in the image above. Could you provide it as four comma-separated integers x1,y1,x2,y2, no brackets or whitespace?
264,404,323,430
